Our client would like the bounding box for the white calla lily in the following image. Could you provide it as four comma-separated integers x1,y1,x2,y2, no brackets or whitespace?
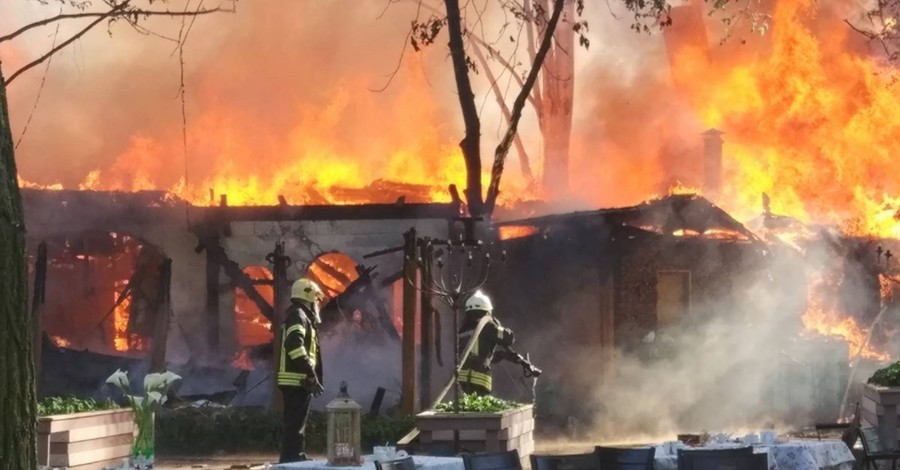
105,369,129,389
143,373,167,392
159,371,181,387
146,391,164,407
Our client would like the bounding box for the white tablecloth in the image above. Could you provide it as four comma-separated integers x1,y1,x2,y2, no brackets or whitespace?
273,455,465,470
652,440,855,470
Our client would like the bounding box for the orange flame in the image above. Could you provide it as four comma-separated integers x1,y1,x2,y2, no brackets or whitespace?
113,280,132,352
498,225,539,241
16,55,533,208
50,336,71,348
231,349,255,370
670,0,900,238
802,271,890,361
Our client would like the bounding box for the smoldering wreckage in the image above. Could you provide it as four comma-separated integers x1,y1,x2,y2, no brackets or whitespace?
22,124,900,440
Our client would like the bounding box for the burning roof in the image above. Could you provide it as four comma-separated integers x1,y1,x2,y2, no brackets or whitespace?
496,194,760,243
21,188,462,239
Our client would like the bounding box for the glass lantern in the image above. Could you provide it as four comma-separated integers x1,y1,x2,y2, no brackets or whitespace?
327,382,363,466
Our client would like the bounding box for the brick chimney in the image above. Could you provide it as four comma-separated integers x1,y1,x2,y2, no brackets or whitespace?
702,129,723,195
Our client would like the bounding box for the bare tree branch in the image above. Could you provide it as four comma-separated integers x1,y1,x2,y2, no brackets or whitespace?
15,19,61,150
7,2,131,84
0,4,229,44
470,40,534,184
524,0,543,107
484,0,564,213
405,0,539,110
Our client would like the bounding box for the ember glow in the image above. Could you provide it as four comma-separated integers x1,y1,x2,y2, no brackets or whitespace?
498,225,540,241
231,349,255,371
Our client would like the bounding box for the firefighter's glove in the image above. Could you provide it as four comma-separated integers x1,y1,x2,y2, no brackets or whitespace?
305,377,325,397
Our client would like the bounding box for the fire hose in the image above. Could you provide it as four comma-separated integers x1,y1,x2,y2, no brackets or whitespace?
428,314,493,409
398,315,540,447
427,316,542,410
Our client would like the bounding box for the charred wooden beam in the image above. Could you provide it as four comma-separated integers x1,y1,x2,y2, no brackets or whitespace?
321,264,400,341
194,203,460,224
363,245,405,260
312,254,354,286
199,237,275,322
370,387,386,416
420,242,434,406
150,259,173,373
401,228,419,415
218,194,232,237
206,238,221,352
267,242,291,412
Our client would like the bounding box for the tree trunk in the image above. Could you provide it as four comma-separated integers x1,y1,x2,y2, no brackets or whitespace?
444,0,484,218
0,67,38,470
540,0,576,196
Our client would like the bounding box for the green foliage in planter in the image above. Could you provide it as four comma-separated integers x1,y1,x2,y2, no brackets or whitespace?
37,396,120,417
869,361,900,386
154,406,415,456
433,393,523,413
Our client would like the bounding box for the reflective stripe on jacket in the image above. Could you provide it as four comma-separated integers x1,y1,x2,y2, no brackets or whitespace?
277,302,322,387
456,314,514,393
459,369,492,391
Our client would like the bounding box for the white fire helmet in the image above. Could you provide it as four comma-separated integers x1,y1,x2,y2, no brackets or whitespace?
291,278,325,324
465,290,493,313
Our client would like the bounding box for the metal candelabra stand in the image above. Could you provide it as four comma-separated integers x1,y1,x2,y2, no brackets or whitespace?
405,232,505,451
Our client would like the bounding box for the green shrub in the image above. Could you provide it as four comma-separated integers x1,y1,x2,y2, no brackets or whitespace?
37,397,120,417
869,361,900,386
433,393,523,413
155,407,415,456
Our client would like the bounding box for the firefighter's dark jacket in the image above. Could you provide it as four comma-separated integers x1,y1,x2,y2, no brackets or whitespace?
277,301,323,387
457,312,515,392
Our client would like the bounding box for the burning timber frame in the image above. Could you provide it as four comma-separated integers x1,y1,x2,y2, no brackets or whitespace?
22,188,464,406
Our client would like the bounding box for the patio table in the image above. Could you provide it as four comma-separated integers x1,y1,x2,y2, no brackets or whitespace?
652,439,855,470
272,455,465,470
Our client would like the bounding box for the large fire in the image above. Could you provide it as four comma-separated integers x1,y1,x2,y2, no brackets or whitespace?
671,0,900,239
11,0,900,363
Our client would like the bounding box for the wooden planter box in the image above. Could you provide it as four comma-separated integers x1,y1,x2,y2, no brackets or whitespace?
416,405,534,468
37,408,134,470
862,383,900,449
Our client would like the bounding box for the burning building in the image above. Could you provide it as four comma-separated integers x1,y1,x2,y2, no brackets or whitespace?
486,194,870,437
24,187,465,407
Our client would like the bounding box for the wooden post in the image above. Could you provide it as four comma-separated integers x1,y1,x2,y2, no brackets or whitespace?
205,242,220,354
401,228,419,415
419,241,434,409
269,242,290,412
150,259,173,373
31,242,47,383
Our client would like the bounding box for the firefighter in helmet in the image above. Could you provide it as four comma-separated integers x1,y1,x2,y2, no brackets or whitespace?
278,278,326,463
457,290,517,396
